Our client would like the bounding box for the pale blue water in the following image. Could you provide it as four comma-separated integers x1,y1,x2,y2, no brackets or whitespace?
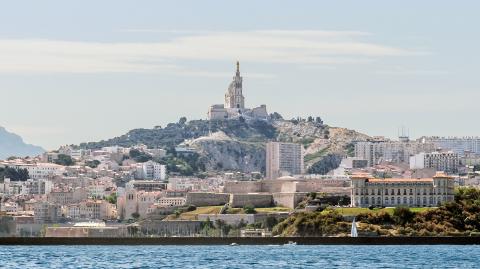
0,245,478,268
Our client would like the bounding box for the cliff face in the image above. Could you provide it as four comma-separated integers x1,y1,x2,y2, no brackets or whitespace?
79,118,370,174
191,138,266,173
0,127,45,159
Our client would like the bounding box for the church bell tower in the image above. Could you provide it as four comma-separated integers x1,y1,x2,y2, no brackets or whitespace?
225,61,245,109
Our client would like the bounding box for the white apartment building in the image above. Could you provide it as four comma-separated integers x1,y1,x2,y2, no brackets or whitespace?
266,142,304,179
410,151,460,174
350,172,454,207
422,136,480,156
141,161,166,180
25,178,54,195
0,161,65,179
354,139,436,166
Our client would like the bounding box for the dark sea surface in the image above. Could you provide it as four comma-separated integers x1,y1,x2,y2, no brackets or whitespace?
0,245,478,268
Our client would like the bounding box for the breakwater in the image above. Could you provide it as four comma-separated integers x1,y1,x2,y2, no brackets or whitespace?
0,237,479,245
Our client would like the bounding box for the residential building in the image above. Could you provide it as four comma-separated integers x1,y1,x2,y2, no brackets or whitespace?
266,142,304,179
354,137,436,166
350,172,454,207
47,188,88,205
410,151,460,174
65,200,116,220
34,202,61,223
421,136,480,156
156,197,186,207
141,160,166,180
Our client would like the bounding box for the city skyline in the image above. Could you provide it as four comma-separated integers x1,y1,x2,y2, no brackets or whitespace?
1,1,479,149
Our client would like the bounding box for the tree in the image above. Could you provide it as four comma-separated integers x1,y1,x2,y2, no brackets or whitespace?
392,207,415,226
243,205,256,214
1,167,29,181
54,154,75,166
105,193,117,204
131,212,140,219
178,117,187,125
129,149,152,163
85,160,100,168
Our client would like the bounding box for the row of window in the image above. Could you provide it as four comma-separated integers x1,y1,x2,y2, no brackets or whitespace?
358,196,446,206
355,188,449,196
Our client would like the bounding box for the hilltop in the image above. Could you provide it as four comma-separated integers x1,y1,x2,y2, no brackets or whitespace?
0,127,45,159
79,116,370,174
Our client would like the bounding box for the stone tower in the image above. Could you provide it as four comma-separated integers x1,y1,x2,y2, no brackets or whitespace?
224,61,245,109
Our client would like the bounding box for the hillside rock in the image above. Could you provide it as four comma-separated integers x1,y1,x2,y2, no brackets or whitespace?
79,118,370,174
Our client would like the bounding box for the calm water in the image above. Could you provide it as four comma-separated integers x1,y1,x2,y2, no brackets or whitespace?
0,245,478,268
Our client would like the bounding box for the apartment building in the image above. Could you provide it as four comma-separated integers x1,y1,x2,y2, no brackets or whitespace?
266,142,304,179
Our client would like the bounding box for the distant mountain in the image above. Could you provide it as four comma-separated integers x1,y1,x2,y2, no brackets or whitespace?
0,127,45,159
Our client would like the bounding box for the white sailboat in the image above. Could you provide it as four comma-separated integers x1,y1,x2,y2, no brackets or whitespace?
351,217,358,237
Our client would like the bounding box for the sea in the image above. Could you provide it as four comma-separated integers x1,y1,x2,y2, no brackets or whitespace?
0,245,478,268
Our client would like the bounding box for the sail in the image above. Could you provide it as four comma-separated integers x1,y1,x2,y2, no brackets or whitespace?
351,217,358,237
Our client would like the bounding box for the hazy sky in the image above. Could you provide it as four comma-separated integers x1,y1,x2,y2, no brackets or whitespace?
1,1,479,150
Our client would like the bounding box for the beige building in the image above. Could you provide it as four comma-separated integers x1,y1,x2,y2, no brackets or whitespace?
350,172,454,207
65,200,116,220
266,142,304,179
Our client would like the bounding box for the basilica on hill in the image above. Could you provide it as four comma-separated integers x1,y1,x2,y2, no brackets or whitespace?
207,61,269,120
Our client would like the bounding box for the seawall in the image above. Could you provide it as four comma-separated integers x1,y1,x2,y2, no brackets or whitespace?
0,237,479,245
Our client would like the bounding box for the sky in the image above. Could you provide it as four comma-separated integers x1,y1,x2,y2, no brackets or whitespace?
0,0,479,150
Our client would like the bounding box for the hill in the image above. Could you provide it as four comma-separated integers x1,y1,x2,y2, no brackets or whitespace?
79,116,370,174
0,127,45,159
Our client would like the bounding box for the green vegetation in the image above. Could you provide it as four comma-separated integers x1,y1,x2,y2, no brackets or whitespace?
105,193,117,204
243,205,256,214
129,149,152,163
54,154,75,166
85,160,100,168
304,147,329,163
0,167,29,181
255,207,291,213
335,207,431,216
273,209,350,237
271,187,480,236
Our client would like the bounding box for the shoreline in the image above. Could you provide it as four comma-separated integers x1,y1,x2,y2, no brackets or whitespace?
0,237,479,245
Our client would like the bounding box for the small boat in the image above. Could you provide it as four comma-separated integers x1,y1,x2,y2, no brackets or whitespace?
284,241,297,246
230,243,239,246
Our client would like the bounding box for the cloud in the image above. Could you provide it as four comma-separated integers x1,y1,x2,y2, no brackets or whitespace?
0,30,417,74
